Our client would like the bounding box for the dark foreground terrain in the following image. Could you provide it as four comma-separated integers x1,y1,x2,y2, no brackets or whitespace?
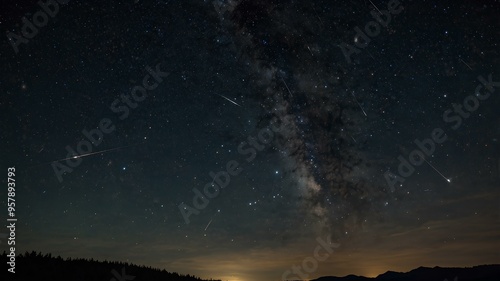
313,265,500,281
3,251,499,281
2,251,220,281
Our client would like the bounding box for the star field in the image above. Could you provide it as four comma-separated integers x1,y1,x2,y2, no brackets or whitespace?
0,0,499,280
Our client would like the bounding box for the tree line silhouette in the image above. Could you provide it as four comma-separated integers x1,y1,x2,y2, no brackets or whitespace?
2,251,222,281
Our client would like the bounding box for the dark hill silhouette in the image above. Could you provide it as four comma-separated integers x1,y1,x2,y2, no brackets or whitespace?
313,265,500,281
2,251,221,281
4,252,499,281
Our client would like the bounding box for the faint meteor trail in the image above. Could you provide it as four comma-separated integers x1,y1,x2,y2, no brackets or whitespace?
306,45,314,56
312,6,324,27
460,58,472,70
302,38,314,56
281,78,293,97
204,219,213,231
204,209,221,232
368,0,383,14
424,159,451,183
351,91,367,117
216,93,241,107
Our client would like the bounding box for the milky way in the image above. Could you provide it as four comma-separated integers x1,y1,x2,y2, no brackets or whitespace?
215,0,393,237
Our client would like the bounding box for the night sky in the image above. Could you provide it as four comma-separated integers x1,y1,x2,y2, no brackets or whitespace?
1,0,499,280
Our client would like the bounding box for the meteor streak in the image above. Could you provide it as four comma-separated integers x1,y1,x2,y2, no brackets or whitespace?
424,159,451,183
281,78,293,98
28,144,142,169
53,145,138,163
204,219,213,231
52,145,130,162
460,58,472,70
368,0,383,15
351,91,367,117
216,94,241,107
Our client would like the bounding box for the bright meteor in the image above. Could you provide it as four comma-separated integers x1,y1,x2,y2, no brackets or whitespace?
28,144,141,168
424,159,451,183
215,93,242,107
52,145,136,163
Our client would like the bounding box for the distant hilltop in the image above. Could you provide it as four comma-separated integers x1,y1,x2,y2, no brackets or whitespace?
310,265,500,281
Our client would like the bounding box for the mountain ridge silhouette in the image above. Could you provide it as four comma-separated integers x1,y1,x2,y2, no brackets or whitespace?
311,264,500,281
